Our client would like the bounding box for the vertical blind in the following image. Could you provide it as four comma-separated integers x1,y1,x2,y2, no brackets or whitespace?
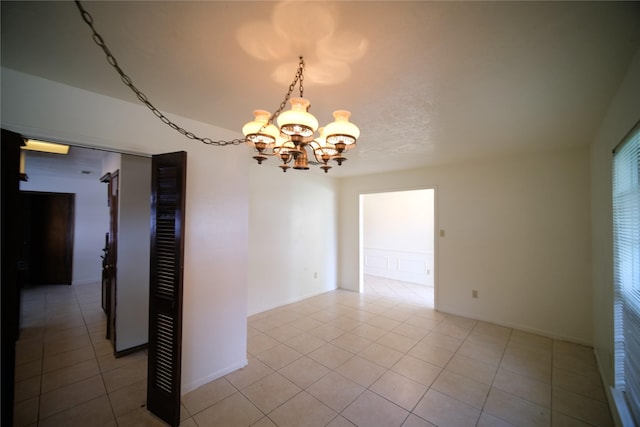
613,122,640,424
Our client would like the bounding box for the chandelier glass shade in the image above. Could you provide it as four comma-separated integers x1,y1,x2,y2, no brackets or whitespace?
277,97,318,139
242,57,360,173
242,110,279,147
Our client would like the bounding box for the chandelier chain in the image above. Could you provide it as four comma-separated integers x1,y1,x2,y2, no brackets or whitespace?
75,0,245,146
299,60,305,98
269,57,305,125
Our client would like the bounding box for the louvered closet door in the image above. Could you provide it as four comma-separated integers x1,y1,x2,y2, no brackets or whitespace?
147,151,186,427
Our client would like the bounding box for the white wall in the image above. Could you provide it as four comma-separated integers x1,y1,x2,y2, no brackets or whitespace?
362,189,434,286
20,169,108,286
102,151,121,176
248,165,338,315
2,67,249,393
340,147,592,344
590,48,640,395
114,154,151,352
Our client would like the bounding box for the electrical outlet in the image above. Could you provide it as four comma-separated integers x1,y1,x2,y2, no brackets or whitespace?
313,272,318,279
472,290,478,298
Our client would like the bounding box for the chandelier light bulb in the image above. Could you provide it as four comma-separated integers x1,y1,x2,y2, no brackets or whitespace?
277,97,319,139
323,110,360,149
273,135,290,149
242,110,279,148
314,127,338,156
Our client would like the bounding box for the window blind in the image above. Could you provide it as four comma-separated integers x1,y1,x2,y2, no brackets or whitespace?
613,122,640,425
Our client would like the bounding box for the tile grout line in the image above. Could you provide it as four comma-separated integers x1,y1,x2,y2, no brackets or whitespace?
187,280,611,426
475,326,513,427
74,283,120,426
36,287,48,427
347,283,439,426
259,285,520,426
256,286,438,426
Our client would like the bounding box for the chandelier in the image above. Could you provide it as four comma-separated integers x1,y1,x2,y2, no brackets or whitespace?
74,2,359,174
242,57,360,173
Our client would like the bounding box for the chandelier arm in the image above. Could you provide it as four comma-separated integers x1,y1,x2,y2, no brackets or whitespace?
311,148,324,164
254,149,278,157
313,147,340,164
305,141,325,163
74,0,245,147
309,140,332,154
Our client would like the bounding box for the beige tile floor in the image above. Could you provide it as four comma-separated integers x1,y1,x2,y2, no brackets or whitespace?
13,277,612,426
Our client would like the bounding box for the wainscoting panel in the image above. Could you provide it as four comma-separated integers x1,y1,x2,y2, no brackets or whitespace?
365,254,389,270
364,248,433,286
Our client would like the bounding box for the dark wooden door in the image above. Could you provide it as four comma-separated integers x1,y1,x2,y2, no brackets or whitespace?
20,191,75,285
147,151,186,427
105,172,119,348
100,232,109,313
1,129,24,427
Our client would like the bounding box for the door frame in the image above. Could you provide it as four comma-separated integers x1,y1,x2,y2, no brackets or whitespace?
100,171,119,350
358,187,438,308
1,129,25,427
10,139,184,420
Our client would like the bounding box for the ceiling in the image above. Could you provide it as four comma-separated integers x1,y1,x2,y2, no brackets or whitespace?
2,1,640,177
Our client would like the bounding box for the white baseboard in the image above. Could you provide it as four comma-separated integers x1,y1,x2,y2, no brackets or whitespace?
608,387,636,427
437,307,593,346
248,287,337,317
72,278,101,286
181,358,248,395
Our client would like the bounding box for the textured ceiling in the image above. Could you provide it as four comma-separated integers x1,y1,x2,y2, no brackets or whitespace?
2,1,640,177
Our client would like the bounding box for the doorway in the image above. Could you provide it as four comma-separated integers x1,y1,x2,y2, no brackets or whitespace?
12,143,185,426
360,189,436,306
20,191,75,285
